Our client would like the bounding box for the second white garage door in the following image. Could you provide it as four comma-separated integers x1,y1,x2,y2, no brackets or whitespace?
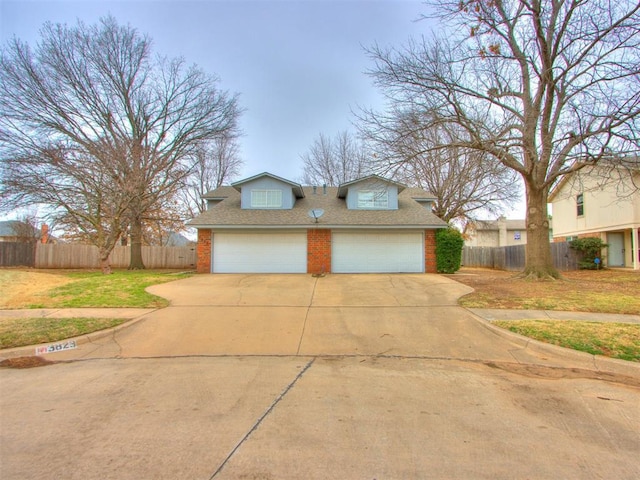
213,231,307,273
332,231,424,273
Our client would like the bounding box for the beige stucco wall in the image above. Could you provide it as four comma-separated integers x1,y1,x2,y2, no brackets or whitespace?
551,167,640,237
465,223,527,247
550,166,640,269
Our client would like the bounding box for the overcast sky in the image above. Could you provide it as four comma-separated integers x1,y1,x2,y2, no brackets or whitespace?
0,0,525,218
1,0,434,177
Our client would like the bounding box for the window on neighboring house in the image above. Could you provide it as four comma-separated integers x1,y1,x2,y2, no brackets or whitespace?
357,190,389,209
251,189,282,208
576,193,584,216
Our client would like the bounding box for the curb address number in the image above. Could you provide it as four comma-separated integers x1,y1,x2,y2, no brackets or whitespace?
35,341,77,355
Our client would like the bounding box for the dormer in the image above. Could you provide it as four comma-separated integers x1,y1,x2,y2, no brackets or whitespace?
412,195,437,212
232,172,305,210
337,175,405,210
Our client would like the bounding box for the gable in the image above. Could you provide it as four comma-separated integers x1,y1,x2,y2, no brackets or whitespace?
549,165,640,236
338,175,406,210
231,173,304,210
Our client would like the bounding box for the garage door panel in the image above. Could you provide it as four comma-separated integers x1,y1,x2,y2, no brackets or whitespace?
213,232,306,273
332,231,423,273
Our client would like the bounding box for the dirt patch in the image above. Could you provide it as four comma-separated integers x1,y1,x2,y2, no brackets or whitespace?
448,268,640,313
0,356,55,369
0,270,74,308
485,361,640,388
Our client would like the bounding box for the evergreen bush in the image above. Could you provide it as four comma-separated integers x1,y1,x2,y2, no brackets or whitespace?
569,237,607,269
435,228,464,273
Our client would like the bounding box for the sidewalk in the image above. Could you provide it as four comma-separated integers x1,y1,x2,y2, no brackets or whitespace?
470,308,640,324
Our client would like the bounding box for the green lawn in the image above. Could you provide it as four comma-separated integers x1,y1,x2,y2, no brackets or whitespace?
0,270,192,349
0,317,128,349
27,270,192,309
494,320,640,362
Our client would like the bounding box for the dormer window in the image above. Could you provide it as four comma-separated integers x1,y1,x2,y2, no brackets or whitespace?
358,190,389,209
251,189,282,208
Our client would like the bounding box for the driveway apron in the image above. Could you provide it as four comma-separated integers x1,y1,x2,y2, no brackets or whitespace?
33,273,533,362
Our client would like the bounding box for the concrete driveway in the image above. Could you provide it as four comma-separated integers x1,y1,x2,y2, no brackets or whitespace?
1,274,639,479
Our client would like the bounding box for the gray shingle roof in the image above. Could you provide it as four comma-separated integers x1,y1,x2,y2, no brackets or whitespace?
472,219,526,230
189,186,447,229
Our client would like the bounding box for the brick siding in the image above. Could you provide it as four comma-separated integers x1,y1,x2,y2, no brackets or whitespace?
424,229,437,273
196,229,212,273
307,228,331,274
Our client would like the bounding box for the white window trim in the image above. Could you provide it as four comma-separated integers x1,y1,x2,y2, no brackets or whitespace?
251,189,283,208
576,193,584,217
357,190,389,209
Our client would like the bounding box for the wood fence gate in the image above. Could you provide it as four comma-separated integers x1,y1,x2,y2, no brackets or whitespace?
0,242,36,267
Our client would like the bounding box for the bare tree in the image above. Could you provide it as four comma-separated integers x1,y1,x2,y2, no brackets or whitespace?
361,110,521,225
182,135,243,217
300,131,371,186
10,212,40,242
365,0,640,278
1,145,131,273
0,16,241,272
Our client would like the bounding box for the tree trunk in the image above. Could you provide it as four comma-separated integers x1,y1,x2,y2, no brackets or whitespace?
128,216,146,270
523,181,559,279
99,247,113,275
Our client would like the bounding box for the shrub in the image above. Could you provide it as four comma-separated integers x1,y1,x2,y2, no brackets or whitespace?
435,228,464,273
569,237,607,269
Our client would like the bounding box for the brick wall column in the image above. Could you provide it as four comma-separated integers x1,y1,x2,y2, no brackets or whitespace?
425,229,437,273
196,229,212,273
307,229,332,274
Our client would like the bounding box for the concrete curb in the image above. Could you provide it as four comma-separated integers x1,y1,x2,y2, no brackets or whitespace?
469,308,640,324
468,308,640,379
0,309,159,360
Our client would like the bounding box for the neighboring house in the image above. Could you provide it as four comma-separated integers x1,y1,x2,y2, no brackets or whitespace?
163,232,194,247
188,172,448,274
548,163,639,270
0,221,55,244
464,216,528,247
0,220,37,242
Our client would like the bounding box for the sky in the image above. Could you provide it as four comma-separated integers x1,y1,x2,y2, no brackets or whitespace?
0,0,525,218
0,0,433,177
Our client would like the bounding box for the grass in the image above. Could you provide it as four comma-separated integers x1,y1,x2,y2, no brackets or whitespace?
26,270,192,309
0,269,192,349
454,268,640,314
452,268,640,362
0,317,128,349
493,320,640,362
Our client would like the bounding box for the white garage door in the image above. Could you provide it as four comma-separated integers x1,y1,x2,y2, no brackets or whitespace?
332,231,424,273
213,231,307,273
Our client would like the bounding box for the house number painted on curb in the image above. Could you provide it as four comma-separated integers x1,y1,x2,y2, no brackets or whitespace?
35,341,77,355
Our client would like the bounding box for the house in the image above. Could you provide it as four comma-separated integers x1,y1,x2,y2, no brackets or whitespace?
0,221,55,244
0,220,38,242
548,163,640,270
188,172,448,273
464,216,528,247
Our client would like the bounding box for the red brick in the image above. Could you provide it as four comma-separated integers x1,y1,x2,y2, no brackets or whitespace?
425,230,437,273
196,230,212,273
307,229,331,274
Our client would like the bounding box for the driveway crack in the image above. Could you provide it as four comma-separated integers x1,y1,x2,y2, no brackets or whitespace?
209,357,316,479
296,276,318,355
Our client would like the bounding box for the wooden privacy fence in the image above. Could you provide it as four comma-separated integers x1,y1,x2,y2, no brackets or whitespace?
462,242,579,271
0,242,36,267
35,244,196,269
